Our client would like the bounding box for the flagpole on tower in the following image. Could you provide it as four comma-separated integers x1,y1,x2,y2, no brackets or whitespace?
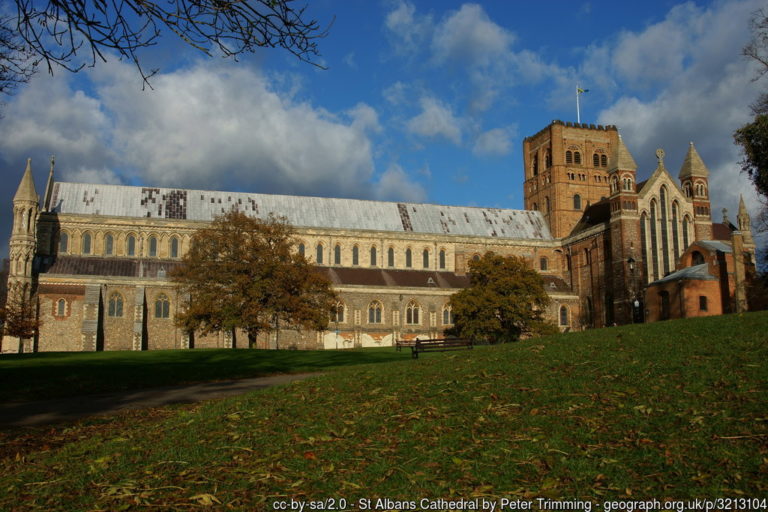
576,84,581,123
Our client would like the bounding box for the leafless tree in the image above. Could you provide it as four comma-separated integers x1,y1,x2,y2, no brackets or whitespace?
0,16,38,97
2,0,328,93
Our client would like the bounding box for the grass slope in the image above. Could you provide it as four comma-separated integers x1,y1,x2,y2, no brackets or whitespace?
0,347,411,402
1,312,766,510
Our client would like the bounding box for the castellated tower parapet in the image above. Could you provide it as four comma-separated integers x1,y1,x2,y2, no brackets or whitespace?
523,120,619,238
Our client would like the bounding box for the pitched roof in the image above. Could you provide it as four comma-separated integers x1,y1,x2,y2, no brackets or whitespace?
49,182,552,240
649,263,714,285
610,135,637,171
569,199,611,236
695,240,732,253
712,222,735,241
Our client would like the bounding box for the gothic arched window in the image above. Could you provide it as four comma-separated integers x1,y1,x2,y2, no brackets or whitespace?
422,249,429,268
352,246,359,266
82,233,92,255
388,247,395,267
439,249,446,270
370,246,377,266
59,232,69,253
149,236,158,257
331,301,345,323
108,293,124,318
406,301,420,325
298,243,305,257
155,294,170,319
334,244,341,265
574,194,582,210
104,234,114,256
559,305,569,326
316,244,324,264
368,301,382,324
442,305,453,325
540,257,548,271
170,237,179,259
405,248,412,268
56,298,66,316
127,235,136,257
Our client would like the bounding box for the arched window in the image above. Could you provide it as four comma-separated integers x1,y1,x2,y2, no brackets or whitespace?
405,248,412,268
104,234,114,256
601,154,607,167
108,293,124,318
559,305,569,326
532,153,539,176
574,152,581,165
566,150,573,164
532,202,538,210
574,194,581,210
149,236,158,257
406,301,420,325
682,216,690,249
660,187,670,275
370,246,377,266
59,232,69,253
672,202,680,263
388,247,395,267
127,235,136,257
684,183,691,197
593,154,600,167
368,301,382,324
155,294,170,319
170,237,179,259
334,244,341,265
298,243,305,257
316,244,324,264
545,148,552,168
692,251,705,265
442,305,453,325
331,301,345,323
640,212,648,280
540,257,548,271
611,176,619,193
82,233,92,254
545,196,550,213
56,298,66,316
650,200,659,281
422,249,429,268
352,246,359,266
439,249,446,270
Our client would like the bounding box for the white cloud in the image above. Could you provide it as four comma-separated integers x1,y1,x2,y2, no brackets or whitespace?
374,164,426,202
406,96,461,144
431,3,513,67
473,127,514,157
63,167,123,185
384,0,433,56
347,103,381,133
597,0,765,226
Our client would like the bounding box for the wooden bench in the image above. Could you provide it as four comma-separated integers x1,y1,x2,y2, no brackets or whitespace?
397,337,473,359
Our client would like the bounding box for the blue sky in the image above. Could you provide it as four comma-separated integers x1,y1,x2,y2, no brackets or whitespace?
1,0,766,258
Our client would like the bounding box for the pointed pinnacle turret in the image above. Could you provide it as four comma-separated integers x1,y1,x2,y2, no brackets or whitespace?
678,142,709,179
610,134,637,172
739,194,748,216
14,158,38,203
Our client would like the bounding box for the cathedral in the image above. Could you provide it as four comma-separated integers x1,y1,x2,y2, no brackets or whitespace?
1,120,757,353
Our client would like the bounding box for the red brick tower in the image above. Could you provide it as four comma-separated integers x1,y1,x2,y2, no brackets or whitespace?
679,142,713,241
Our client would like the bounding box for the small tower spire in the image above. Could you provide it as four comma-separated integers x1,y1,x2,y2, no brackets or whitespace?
610,135,638,172
14,158,38,203
737,194,754,246
43,155,56,212
679,142,709,179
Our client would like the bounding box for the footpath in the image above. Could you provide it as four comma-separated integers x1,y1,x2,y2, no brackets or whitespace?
0,373,320,428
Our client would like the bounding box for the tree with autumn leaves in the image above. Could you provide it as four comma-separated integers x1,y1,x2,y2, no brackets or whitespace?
447,253,557,343
171,211,337,349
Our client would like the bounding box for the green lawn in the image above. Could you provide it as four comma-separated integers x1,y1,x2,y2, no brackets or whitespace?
0,347,411,402
1,312,766,510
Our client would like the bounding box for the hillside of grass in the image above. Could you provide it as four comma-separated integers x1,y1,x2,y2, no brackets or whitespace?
0,347,410,402
1,312,766,510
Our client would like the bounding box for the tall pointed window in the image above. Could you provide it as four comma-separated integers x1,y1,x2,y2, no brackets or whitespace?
170,237,179,259
640,212,648,281
439,249,446,270
559,306,569,326
672,202,680,263
650,201,659,281
405,248,412,268
422,249,429,268
56,299,66,316
540,257,548,271
334,244,341,265
352,246,359,266
127,235,136,257
316,244,324,264
298,243,305,257
566,150,573,164
59,232,68,253
406,301,420,325
682,216,690,250
155,294,170,319
601,154,607,167
82,233,91,254
593,154,600,167
108,293,124,317
368,301,382,324
442,305,454,325
370,246,377,266
331,301,345,323
149,236,158,257
660,188,670,275
104,234,114,256
388,247,395,267
574,151,581,165
574,194,581,210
